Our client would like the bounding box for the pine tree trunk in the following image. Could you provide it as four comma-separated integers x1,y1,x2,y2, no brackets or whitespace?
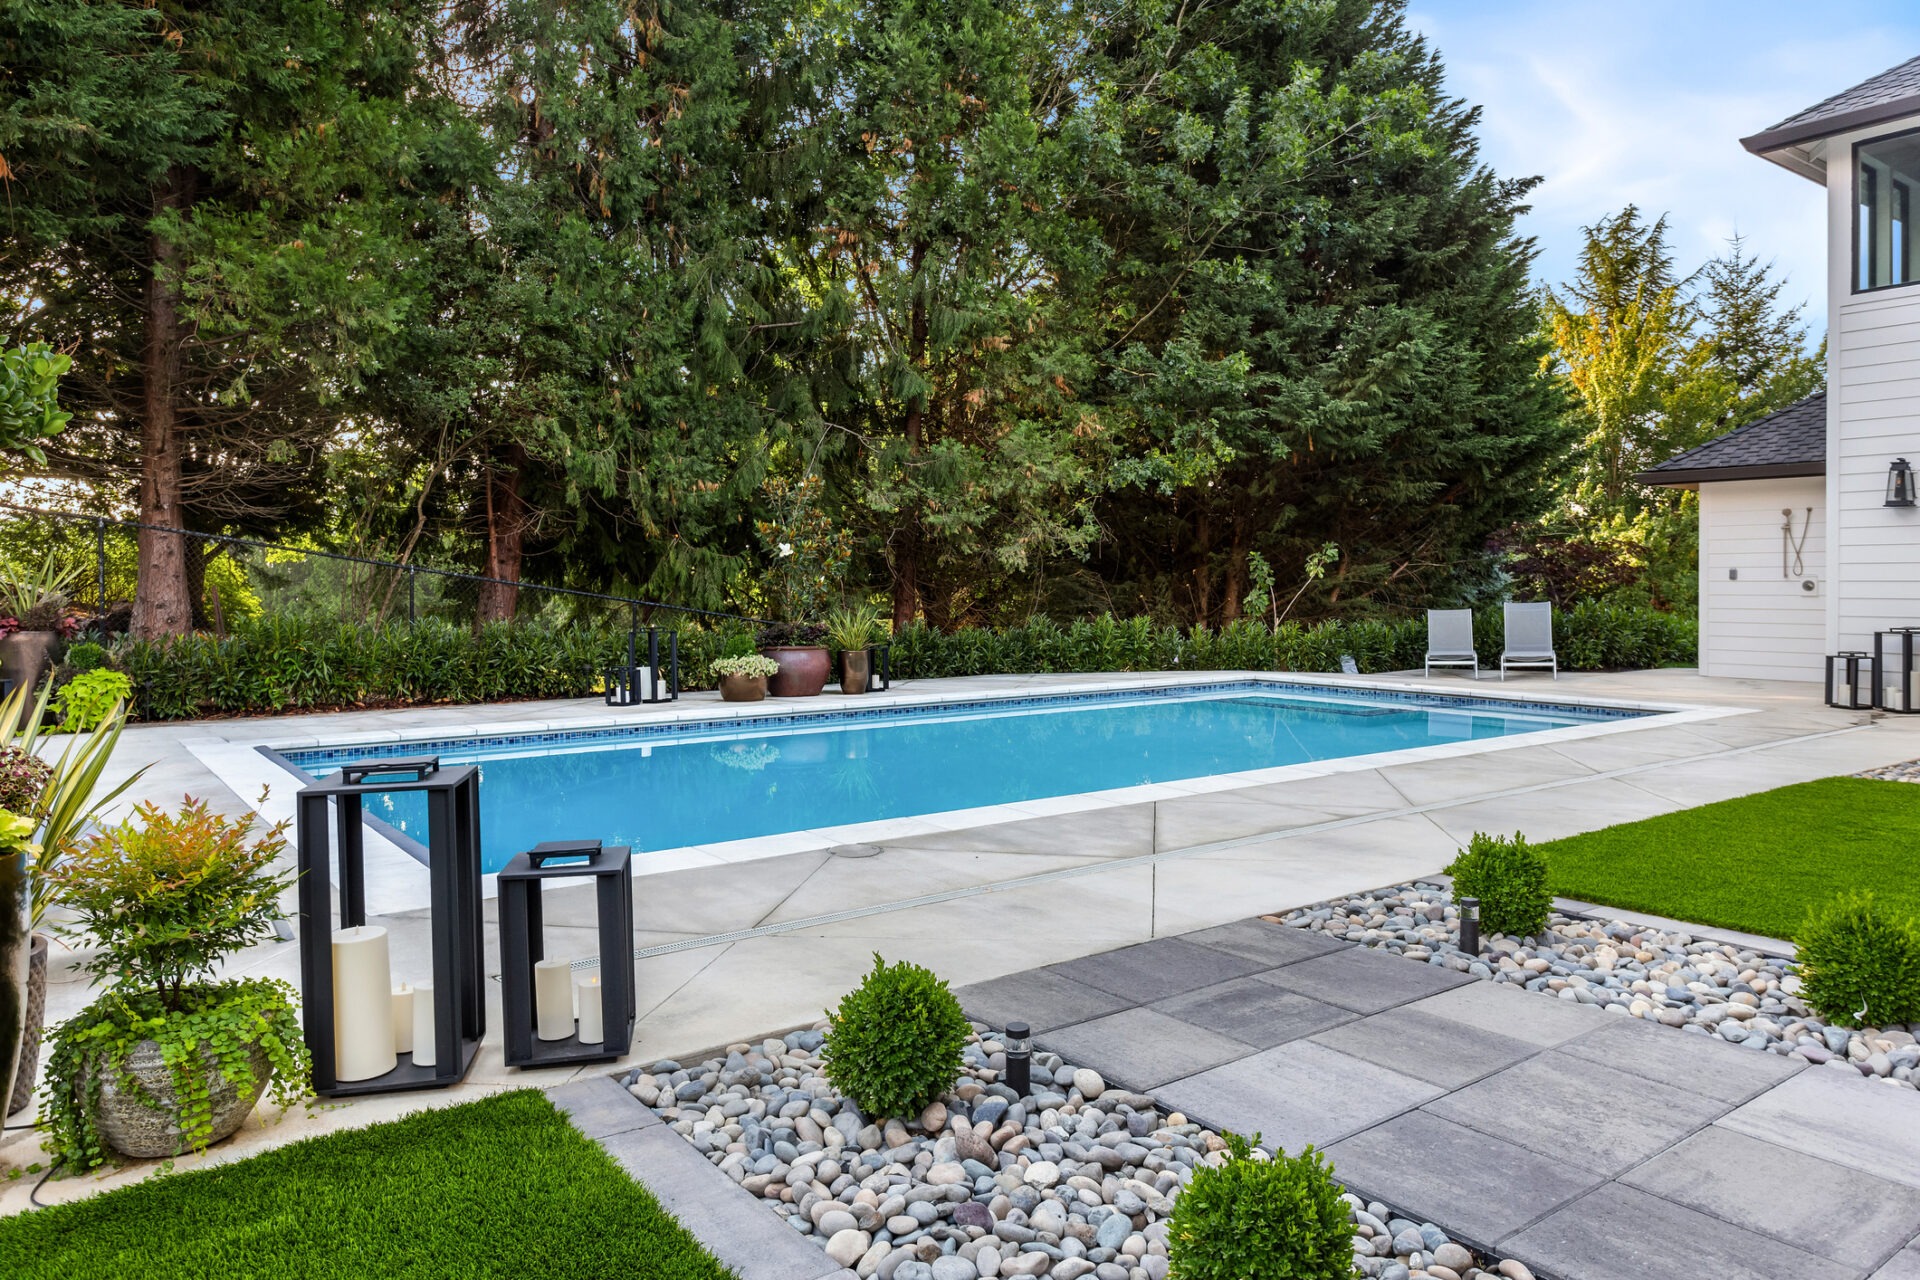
132,167,195,641
475,444,527,625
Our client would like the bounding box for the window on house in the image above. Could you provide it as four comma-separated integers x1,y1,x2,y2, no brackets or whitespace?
1858,129,1920,291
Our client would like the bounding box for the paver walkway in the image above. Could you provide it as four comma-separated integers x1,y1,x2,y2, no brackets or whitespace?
954,921,1920,1280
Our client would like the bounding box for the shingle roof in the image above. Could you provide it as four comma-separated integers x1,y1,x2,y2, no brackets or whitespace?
1743,56,1920,155
1637,392,1826,486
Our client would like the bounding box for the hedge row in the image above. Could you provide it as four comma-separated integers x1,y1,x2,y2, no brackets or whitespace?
108,603,1695,721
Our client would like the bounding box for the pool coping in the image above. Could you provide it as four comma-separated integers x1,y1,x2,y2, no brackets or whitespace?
180,670,1742,915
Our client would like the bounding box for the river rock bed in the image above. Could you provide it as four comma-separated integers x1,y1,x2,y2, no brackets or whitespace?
1274,882,1919,1091
629,1025,1534,1280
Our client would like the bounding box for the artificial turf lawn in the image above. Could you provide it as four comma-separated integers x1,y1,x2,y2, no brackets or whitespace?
1536,775,1920,941
0,1089,736,1280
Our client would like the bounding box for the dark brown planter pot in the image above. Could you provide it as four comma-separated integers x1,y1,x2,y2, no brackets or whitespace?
0,630,57,699
6,933,47,1116
761,646,830,698
718,672,768,702
840,648,872,695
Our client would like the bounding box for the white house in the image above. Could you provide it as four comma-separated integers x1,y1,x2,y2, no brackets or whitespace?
1641,55,1920,688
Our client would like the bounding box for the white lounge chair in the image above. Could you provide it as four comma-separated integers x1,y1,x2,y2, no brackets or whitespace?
1500,602,1558,680
1424,609,1479,679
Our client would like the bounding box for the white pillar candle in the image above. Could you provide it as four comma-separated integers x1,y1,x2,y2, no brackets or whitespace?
391,983,414,1055
331,926,397,1082
535,959,575,1041
575,974,603,1044
412,980,437,1067
637,665,654,701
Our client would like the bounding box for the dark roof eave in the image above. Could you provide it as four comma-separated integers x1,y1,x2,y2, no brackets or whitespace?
1637,461,1826,487
1742,93,1920,156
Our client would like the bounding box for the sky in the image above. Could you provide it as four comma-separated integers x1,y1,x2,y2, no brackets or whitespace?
1405,1,1920,333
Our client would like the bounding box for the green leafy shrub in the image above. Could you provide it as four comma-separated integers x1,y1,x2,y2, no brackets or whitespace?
1166,1132,1354,1280
1446,831,1553,939
719,632,758,659
63,639,108,672
1795,892,1920,1028
823,954,970,1120
53,667,132,732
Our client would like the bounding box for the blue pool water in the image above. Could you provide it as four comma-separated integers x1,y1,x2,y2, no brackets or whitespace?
280,682,1638,873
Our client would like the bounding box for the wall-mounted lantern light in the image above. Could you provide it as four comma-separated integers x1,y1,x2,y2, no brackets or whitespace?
1887,458,1916,508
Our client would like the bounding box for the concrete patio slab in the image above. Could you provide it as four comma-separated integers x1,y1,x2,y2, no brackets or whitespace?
1151,977,1354,1049
545,1073,661,1141
1045,935,1267,1004
1424,1051,1729,1176
1571,1013,1804,1104
1719,1067,1920,1191
1872,1241,1920,1280
1157,1040,1443,1153
1323,1109,1606,1245
951,967,1132,1034
1035,1007,1255,1090
1256,945,1474,1014
1404,976,1606,1046
1181,916,1350,968
1501,1182,1854,1280
1309,1006,1540,1089
1621,1125,1920,1271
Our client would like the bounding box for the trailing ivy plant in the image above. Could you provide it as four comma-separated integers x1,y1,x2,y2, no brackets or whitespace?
41,797,311,1170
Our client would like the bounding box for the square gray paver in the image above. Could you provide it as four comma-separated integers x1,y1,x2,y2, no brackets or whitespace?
1310,1006,1541,1089
1046,936,1267,1005
1152,976,1353,1049
1621,1125,1920,1271
1720,1066,1920,1191
546,1074,660,1141
1257,946,1473,1014
953,967,1132,1034
1570,1014,1803,1104
1502,1183,1854,1280
1037,1007,1255,1090
1324,1110,1605,1246
1872,1240,1920,1280
1404,978,1605,1046
1157,1040,1442,1153
1424,1050,1727,1176
1180,917,1349,968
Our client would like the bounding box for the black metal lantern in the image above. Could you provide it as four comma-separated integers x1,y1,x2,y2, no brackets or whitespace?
296,757,485,1097
498,840,637,1067
1458,896,1481,955
1003,1021,1031,1097
606,624,680,706
1827,651,1873,710
1888,459,1917,508
1875,629,1920,714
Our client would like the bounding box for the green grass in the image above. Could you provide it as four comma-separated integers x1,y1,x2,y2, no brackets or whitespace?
0,1090,735,1280
1538,776,1920,941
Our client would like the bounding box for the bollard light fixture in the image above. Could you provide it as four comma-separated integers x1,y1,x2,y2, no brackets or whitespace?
1003,1021,1032,1097
1459,896,1481,956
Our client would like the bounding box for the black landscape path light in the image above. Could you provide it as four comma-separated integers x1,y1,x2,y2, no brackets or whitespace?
296,757,485,1097
1458,897,1481,956
498,840,637,1068
1003,1021,1032,1097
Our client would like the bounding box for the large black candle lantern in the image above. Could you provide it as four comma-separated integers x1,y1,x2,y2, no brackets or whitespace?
498,840,637,1067
296,757,485,1096
1827,651,1873,710
607,625,679,706
1875,629,1920,714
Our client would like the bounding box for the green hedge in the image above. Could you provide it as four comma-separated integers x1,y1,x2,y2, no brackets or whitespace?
889,604,1695,680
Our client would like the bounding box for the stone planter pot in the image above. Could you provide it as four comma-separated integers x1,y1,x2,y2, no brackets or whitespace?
94,1038,273,1160
0,848,26,1120
761,646,830,698
6,933,47,1116
718,672,768,702
0,630,56,700
840,648,871,695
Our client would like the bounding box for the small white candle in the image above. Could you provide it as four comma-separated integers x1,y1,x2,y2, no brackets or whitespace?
535,959,575,1041
391,983,415,1055
331,926,397,1082
576,974,603,1044
412,979,437,1067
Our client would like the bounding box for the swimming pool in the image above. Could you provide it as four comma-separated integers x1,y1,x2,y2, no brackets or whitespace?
277,681,1643,874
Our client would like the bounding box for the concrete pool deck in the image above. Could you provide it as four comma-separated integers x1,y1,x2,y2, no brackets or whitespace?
6,667,1917,1216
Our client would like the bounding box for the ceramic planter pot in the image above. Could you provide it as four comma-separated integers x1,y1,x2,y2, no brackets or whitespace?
0,630,56,700
94,1038,273,1159
840,648,872,695
761,646,830,698
0,850,25,1118
718,672,768,702
6,933,47,1116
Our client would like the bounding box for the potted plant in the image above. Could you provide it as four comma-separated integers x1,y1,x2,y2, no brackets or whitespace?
1,683,140,1117
0,556,83,698
757,621,831,697
825,603,884,694
711,653,780,702
41,797,309,1170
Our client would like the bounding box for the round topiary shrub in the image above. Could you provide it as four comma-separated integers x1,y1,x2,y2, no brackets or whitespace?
1166,1132,1353,1280
822,953,970,1120
1795,891,1920,1028
1445,830,1552,939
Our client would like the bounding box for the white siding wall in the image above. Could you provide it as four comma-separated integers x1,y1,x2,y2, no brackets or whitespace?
1825,122,1920,658
1698,478,1827,681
